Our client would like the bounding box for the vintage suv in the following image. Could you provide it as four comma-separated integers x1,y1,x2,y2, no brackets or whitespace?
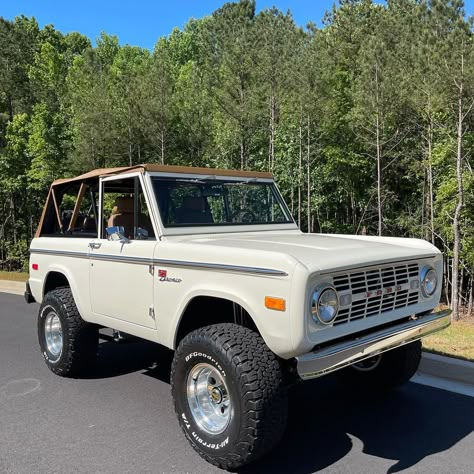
25,164,450,469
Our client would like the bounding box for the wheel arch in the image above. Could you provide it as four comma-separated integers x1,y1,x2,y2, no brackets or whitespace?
43,270,70,296
42,265,89,321
173,292,261,349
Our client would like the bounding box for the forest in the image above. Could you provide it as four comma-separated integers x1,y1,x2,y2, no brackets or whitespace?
0,0,473,319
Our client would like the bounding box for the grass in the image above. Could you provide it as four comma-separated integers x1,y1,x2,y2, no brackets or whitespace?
423,320,474,362
0,271,29,282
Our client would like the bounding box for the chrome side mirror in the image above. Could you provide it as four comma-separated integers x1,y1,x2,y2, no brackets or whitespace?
106,226,130,243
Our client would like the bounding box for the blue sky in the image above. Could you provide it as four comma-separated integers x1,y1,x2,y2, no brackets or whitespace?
2,1,474,50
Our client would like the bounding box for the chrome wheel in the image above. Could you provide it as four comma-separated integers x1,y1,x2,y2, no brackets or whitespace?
352,354,382,372
187,363,231,435
44,310,63,361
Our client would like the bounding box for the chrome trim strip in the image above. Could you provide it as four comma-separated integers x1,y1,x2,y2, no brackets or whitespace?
296,309,451,380
29,248,89,259
29,248,288,276
152,259,288,276
93,253,152,266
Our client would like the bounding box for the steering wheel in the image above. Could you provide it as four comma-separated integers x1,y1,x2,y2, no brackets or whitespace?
232,209,256,223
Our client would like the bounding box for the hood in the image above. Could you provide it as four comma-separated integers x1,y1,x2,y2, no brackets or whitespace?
177,231,440,274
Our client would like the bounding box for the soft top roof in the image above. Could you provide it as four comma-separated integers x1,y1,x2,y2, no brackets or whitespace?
52,164,273,187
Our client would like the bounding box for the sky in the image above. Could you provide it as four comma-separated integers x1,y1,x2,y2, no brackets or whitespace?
1,0,474,50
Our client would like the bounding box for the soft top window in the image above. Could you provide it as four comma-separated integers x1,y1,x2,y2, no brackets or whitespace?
39,181,99,238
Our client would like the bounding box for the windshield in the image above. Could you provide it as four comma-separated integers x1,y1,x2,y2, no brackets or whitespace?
152,178,293,227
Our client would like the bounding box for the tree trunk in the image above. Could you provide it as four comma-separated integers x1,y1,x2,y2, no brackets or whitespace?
421,171,426,239
460,264,465,316
298,119,302,228
290,185,294,216
316,206,322,233
128,105,133,166
161,129,165,165
445,255,451,307
468,277,473,317
11,196,17,245
451,64,464,320
427,117,435,244
306,114,311,233
375,63,383,237
269,94,276,172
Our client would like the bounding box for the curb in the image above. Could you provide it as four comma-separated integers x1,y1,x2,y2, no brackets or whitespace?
419,351,474,386
0,280,25,296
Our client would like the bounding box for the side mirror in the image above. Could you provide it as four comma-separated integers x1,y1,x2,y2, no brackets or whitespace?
106,226,130,243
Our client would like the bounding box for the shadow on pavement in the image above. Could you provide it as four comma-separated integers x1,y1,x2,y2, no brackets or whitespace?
91,339,474,474
84,338,174,382
242,377,474,473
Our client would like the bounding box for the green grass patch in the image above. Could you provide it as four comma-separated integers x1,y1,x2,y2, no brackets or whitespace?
423,320,474,362
0,271,29,282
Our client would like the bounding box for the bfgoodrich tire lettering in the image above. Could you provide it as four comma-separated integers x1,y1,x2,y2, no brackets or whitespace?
38,287,98,377
171,323,288,470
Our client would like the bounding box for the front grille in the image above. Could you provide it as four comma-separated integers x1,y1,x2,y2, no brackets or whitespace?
332,262,420,325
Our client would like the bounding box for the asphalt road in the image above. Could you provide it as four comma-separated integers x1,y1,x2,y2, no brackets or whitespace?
1,292,473,474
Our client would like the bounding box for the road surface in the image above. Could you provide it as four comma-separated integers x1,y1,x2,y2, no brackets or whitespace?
1,292,473,473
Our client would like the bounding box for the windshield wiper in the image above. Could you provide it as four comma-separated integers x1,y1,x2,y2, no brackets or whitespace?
175,178,207,184
225,178,259,186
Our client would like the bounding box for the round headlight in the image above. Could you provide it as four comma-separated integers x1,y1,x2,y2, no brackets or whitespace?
312,286,339,324
421,266,437,297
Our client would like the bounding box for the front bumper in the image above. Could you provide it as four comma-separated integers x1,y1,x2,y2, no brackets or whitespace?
296,309,451,380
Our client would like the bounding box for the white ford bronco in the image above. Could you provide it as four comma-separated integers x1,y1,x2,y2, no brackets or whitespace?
26,164,450,469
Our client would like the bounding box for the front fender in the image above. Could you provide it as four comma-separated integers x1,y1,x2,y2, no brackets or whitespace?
156,274,294,358
170,288,258,347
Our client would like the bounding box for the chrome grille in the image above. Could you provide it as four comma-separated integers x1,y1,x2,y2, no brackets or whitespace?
332,262,420,325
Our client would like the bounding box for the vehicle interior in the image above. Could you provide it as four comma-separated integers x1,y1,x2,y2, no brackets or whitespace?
101,177,155,240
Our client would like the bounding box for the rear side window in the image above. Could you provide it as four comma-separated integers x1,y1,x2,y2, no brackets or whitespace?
39,181,99,238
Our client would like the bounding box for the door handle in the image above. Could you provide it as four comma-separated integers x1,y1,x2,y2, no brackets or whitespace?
89,242,102,249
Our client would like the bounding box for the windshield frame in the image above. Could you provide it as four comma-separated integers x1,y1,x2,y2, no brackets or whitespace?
146,172,297,236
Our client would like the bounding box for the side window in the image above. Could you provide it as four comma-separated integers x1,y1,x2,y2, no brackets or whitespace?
60,186,99,235
40,181,99,237
101,177,155,240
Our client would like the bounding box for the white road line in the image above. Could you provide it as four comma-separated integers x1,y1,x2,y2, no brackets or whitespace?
412,372,474,398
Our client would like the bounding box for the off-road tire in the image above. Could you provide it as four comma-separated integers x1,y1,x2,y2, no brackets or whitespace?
171,323,288,470
338,340,422,392
38,287,98,377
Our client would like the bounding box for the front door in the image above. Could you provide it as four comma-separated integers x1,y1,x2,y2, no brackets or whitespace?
89,174,157,329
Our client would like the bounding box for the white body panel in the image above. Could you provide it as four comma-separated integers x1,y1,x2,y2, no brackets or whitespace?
29,237,91,318
28,171,443,360
89,239,157,329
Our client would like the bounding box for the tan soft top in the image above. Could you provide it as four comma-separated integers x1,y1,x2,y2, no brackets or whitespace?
52,164,273,186
37,164,272,237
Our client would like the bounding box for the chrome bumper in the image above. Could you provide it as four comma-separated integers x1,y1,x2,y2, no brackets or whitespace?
296,309,451,380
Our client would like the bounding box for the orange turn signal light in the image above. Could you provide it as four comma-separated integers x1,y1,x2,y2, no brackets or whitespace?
265,296,286,312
